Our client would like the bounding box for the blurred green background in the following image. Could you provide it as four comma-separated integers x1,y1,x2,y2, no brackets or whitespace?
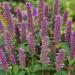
0,0,75,22
0,0,75,14
0,0,75,12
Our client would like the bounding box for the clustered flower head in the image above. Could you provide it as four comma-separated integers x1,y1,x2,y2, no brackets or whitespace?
15,8,22,23
33,8,38,17
38,0,44,25
0,48,9,71
43,3,48,19
26,2,34,33
19,48,26,69
40,17,48,37
40,36,50,64
55,49,65,70
0,0,75,74
3,2,14,35
4,31,14,53
0,20,4,33
20,22,26,42
65,20,72,44
63,10,68,23
54,14,61,43
52,0,60,29
13,23,20,41
9,52,16,64
27,32,36,56
70,31,75,60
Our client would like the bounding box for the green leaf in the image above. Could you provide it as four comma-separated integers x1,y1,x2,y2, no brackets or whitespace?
25,67,31,75
61,71,67,75
32,64,41,72
30,72,39,75
18,71,25,75
17,43,29,52
54,71,67,75
0,37,4,45
50,53,56,65
54,71,62,75
69,59,75,65
59,42,70,55
13,65,19,75
0,69,6,75
42,64,51,70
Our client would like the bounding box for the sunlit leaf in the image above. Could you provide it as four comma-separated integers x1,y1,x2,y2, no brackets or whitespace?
0,14,7,28
59,42,70,55
13,65,19,75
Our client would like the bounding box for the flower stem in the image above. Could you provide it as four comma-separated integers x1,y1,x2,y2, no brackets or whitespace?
32,56,34,67
42,64,44,75
5,71,8,75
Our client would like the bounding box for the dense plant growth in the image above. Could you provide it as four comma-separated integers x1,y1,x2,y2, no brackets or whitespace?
0,0,75,75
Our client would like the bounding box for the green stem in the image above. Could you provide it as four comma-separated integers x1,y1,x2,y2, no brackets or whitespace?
5,71,8,75
44,70,50,75
32,56,34,67
42,64,44,75
47,71,50,75
42,70,44,75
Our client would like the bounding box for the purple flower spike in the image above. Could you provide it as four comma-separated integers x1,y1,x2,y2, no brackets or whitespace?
43,3,48,19
19,48,26,70
0,20,4,33
33,8,38,17
26,2,34,33
70,31,75,59
52,0,60,15
55,49,65,70
40,36,50,64
65,20,72,44
15,8,22,23
3,2,14,35
20,22,26,42
4,31,14,53
52,0,60,29
54,15,61,43
10,52,16,64
38,0,44,26
0,48,9,71
26,3,32,9
13,23,20,41
40,17,48,37
63,10,68,23
27,32,35,56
